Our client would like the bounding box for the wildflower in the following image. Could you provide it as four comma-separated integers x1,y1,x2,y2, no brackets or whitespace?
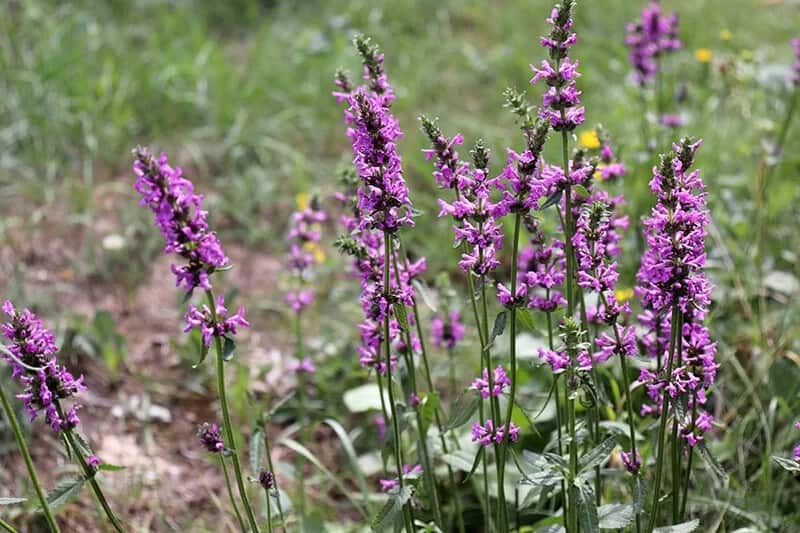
379,464,422,492
694,48,713,63
288,357,316,374
285,289,315,313
620,449,641,474
198,422,224,453
184,296,249,347
625,2,681,86
719,29,732,41
87,455,102,470
471,419,520,447
659,114,685,129
408,393,421,408
374,414,387,440
578,129,601,150
132,148,228,291
258,470,275,490
2,301,86,433
431,310,466,350
615,287,634,303
285,199,326,313
470,365,512,398
595,325,637,364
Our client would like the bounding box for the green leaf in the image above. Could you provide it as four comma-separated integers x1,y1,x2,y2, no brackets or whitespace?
442,449,479,472
393,303,410,334
71,432,94,457
514,449,562,487
192,342,210,369
97,463,126,472
445,392,480,431
652,519,700,533
267,391,296,418
463,446,485,483
371,486,412,532
517,308,536,332
250,429,265,476
579,435,617,473
343,383,386,413
411,279,438,313
696,441,728,485
419,392,439,435
632,476,647,514
573,480,599,533
222,337,236,361
0,497,26,505
598,503,634,529
573,184,590,198
773,456,800,473
486,310,507,351
47,476,86,508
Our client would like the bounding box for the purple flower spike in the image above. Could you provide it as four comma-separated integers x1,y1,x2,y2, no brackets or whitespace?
431,310,466,350
620,449,641,474
379,464,422,493
470,365,512,398
471,419,520,447
198,422,224,453
625,2,681,86
133,148,228,291
184,296,249,347
258,470,275,490
288,357,316,374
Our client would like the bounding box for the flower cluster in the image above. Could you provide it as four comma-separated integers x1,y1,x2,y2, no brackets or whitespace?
537,317,592,372
530,1,585,131
285,197,326,313
431,310,466,350
471,419,521,447
258,469,275,490
379,463,422,492
635,138,718,445
133,148,228,291
288,357,316,374
198,422,224,453
184,296,250,348
517,224,565,313
2,301,85,433
597,132,627,181
470,365,511,398
625,1,681,86
620,449,641,475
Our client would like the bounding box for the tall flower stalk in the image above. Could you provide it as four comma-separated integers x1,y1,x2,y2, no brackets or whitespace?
132,149,260,532
1,303,124,532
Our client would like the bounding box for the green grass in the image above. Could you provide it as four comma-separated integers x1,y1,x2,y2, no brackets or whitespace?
1,0,800,530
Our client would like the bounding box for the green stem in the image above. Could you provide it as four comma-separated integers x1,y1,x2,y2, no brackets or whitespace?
679,390,697,521
220,454,247,532
382,233,414,533
547,310,568,530
0,516,17,533
671,322,685,524
205,290,260,533
646,306,681,533
579,290,602,507
264,486,273,533
498,212,522,531
293,311,307,520
0,381,60,533
263,429,286,531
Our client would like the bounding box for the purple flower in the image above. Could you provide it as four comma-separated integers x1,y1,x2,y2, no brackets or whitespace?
408,393,421,408
470,365,512,398
198,422,224,453
184,296,249,347
625,2,681,86
285,201,326,313
374,414,387,440
595,325,637,364
431,310,466,350
87,455,102,470
285,289,315,313
133,148,228,291
379,464,422,493
620,449,641,474
659,114,685,129
2,302,86,433
471,419,520,447
258,470,275,490
288,357,316,374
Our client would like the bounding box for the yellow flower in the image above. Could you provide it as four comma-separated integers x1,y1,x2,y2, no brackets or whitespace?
740,49,753,61
615,287,634,303
304,241,326,264
295,192,309,211
720,29,732,41
578,129,601,150
694,48,713,63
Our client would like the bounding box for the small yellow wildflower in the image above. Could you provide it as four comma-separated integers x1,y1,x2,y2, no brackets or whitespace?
720,29,732,41
295,192,309,210
578,129,600,150
740,49,753,61
694,48,713,63
304,241,327,264
615,287,634,303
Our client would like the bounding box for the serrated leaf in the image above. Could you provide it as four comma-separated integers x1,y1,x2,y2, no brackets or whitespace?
579,435,617,473
573,480,599,533
697,441,728,485
445,392,480,431
517,308,536,332
371,486,412,532
653,519,700,533
772,456,800,473
250,429,264,476
598,503,634,529
72,432,94,457
514,449,562,487
97,463,126,472
0,497,26,505
222,337,236,361
47,476,85,508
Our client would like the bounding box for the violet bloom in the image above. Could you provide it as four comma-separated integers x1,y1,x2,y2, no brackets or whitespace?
288,357,316,374
198,422,224,453
793,421,800,462
620,449,641,474
471,419,521,447
518,224,566,313
285,201,326,314
470,365,511,398
379,464,422,493
87,455,102,470
598,137,627,181
659,114,685,129
285,289,315,313
625,2,681,86
133,148,228,291
635,138,717,445
184,295,249,347
374,414,387,441
431,310,466,350
530,2,584,131
258,470,275,490
2,301,85,433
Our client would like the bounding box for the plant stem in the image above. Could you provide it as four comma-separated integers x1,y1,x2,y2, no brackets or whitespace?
497,212,522,531
0,516,18,533
293,310,307,520
646,306,681,533
219,454,247,532
205,290,260,533
618,342,642,533
579,290,602,506
0,382,60,533
382,233,414,533
264,486,273,533
547,309,568,530
263,429,286,531
679,390,697,521
671,321,685,524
